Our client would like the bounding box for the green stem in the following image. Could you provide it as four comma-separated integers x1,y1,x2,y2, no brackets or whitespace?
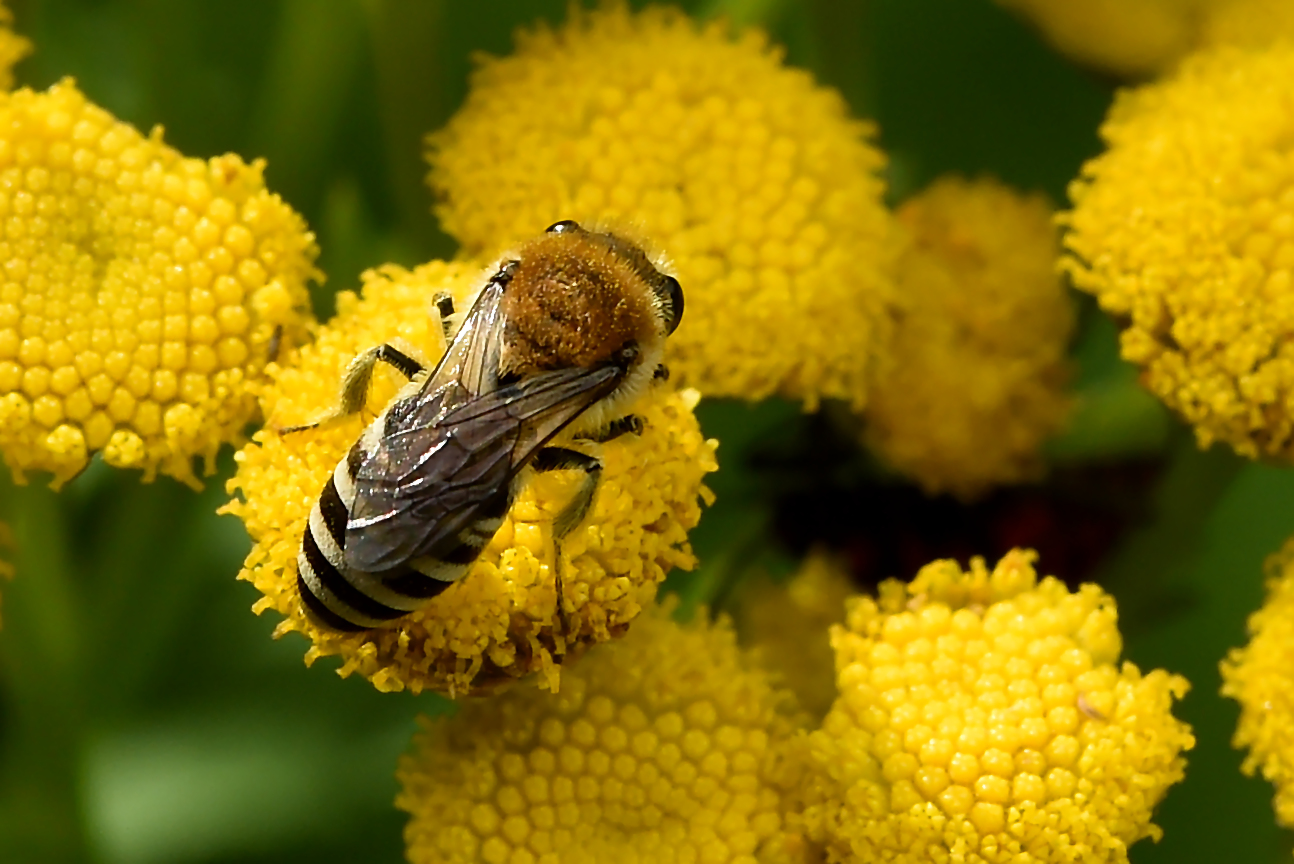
361,0,452,263
247,0,369,220
0,482,92,864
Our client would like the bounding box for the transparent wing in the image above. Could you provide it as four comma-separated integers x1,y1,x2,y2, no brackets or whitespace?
418,275,509,406
343,363,624,574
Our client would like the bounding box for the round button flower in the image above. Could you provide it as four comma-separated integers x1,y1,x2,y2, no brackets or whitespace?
222,258,717,696
395,603,793,864
426,3,896,409
1221,536,1294,830
992,0,1197,77
785,549,1194,864
1063,45,1294,461
732,550,852,722
866,176,1074,500
0,79,318,487
0,3,31,92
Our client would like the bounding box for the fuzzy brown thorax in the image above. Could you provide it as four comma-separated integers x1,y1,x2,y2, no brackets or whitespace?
499,230,664,376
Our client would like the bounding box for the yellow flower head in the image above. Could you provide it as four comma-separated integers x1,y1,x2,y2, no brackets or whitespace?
0,3,31,92
786,549,1193,864
1221,536,1294,829
733,550,851,722
0,79,317,487
1062,45,1294,461
1201,0,1294,50
992,0,1200,77
866,176,1074,500
395,603,792,864
427,3,896,409
223,259,717,696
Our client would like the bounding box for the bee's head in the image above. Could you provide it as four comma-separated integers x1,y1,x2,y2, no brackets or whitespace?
498,221,682,377
544,220,682,337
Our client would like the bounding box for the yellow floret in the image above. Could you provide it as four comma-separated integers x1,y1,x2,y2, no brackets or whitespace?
0,3,31,92
1221,536,1294,830
427,3,896,409
732,550,852,722
1201,0,1294,49
396,603,794,864
993,0,1200,77
1063,45,1294,461
223,259,717,696
994,0,1294,76
785,549,1194,864
0,79,317,487
866,176,1074,500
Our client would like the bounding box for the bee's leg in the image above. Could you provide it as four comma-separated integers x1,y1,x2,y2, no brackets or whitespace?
278,343,426,434
431,292,455,354
266,323,284,364
531,447,602,538
653,364,669,382
532,446,602,640
576,415,644,444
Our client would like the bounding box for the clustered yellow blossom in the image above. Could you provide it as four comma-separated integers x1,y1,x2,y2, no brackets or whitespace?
866,176,1073,500
396,603,793,864
0,79,317,486
1200,0,1294,49
1063,45,1294,461
427,2,896,409
785,549,1193,863
223,259,717,696
993,0,1294,76
1221,536,1294,829
994,0,1200,77
733,550,852,721
0,3,31,92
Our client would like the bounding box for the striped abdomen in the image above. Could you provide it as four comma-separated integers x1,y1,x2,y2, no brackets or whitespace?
296,436,503,632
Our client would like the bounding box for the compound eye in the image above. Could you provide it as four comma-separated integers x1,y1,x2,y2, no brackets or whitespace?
546,219,581,234
661,275,683,335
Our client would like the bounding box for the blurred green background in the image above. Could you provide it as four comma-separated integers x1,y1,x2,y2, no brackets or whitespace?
0,0,1289,862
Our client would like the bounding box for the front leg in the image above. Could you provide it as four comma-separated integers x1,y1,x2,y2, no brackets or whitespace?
279,343,426,434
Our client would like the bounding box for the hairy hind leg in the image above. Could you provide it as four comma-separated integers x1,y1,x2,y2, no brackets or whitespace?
278,343,426,434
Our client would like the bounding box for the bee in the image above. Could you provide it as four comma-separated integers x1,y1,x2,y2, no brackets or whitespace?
286,220,683,632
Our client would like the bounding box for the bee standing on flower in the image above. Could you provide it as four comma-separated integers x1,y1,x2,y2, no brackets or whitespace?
286,221,684,632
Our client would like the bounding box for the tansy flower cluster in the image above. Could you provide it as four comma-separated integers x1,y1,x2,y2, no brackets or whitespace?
1221,537,1294,830
0,79,317,487
0,4,29,91
784,549,1193,863
993,0,1199,78
395,603,792,864
427,2,896,410
993,0,1294,77
1063,45,1294,461
865,176,1074,500
223,259,717,696
732,550,851,722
